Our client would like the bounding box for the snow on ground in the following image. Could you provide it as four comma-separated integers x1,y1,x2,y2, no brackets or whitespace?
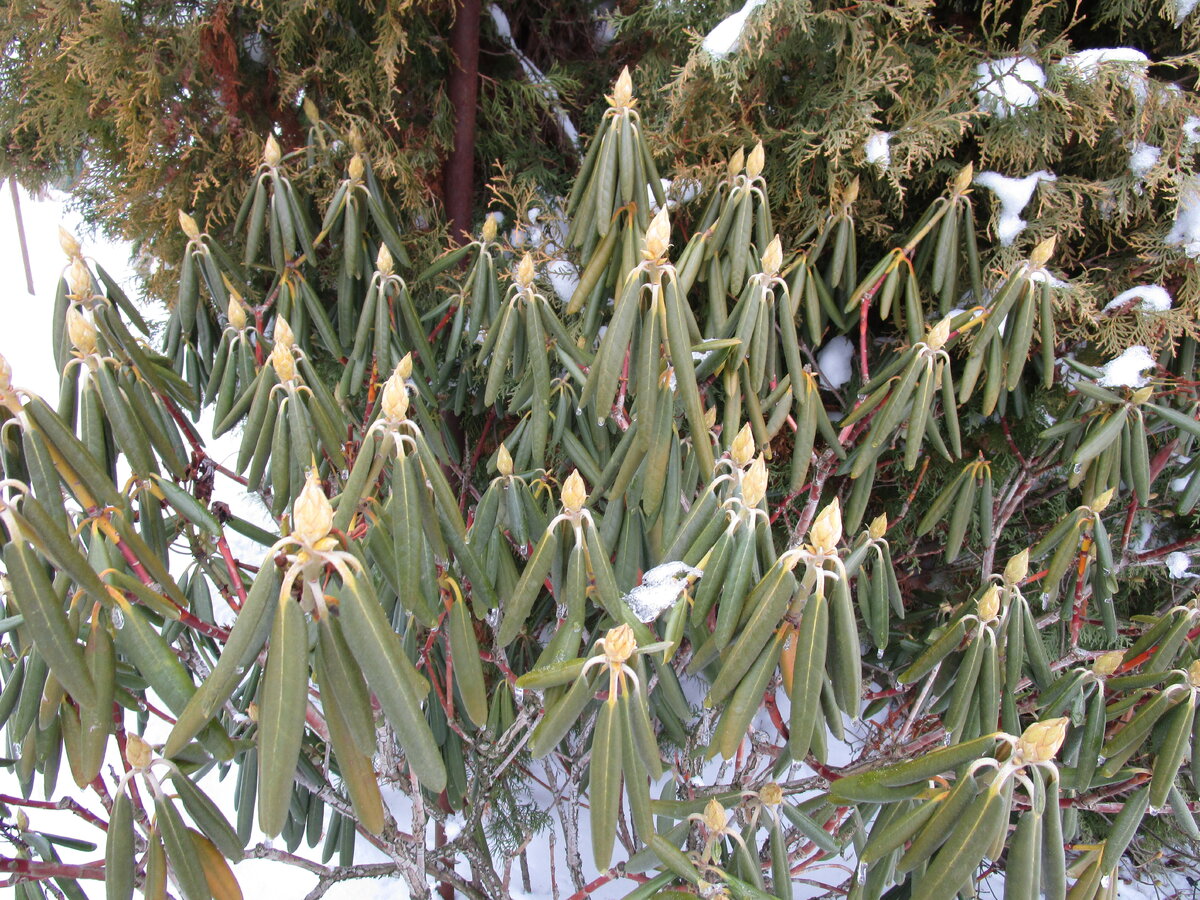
702,0,766,58
1098,345,1156,388
975,57,1045,117
1102,284,1173,314
864,131,892,169
973,170,1056,246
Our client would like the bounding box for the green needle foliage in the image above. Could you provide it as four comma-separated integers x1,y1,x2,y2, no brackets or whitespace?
2,3,1200,899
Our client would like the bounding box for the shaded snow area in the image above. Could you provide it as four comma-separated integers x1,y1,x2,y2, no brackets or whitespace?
1128,141,1161,183
1059,48,1150,103
702,0,766,57
623,561,703,622
975,56,1045,117
1102,285,1172,314
510,205,580,305
1098,345,1156,388
974,170,1056,246
1185,115,1200,144
1166,551,1194,578
864,130,892,169
818,335,855,389
1166,175,1200,257
648,176,701,214
1177,0,1200,25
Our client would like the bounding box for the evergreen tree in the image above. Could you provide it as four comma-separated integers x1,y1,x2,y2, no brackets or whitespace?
1,2,1200,899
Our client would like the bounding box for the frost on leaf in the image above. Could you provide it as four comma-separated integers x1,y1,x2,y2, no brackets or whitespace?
623,561,702,623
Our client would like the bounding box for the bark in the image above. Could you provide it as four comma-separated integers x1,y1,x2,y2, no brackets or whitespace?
445,0,482,244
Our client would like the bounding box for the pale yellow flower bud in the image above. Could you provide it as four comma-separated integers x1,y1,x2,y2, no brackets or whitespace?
1029,235,1056,269
728,147,745,178
270,341,296,383
702,798,727,833
380,364,410,422
759,782,783,806
396,352,413,380
1131,385,1153,405
954,162,974,196
730,422,755,467
67,307,97,355
273,316,295,349
1091,487,1115,513
761,235,782,277
0,354,11,393
704,405,717,431
294,469,333,545
869,513,888,541
742,455,768,508
349,127,364,153
925,316,952,352
247,701,259,723
611,66,634,109
844,176,860,205
1092,650,1124,678
1004,548,1030,586
303,96,319,123
1188,659,1200,688
67,258,92,299
561,469,587,513
16,810,28,832
644,207,671,260
602,623,637,666
482,214,498,243
178,210,201,241
746,141,765,178
376,243,394,276
348,153,365,183
496,443,513,477
977,584,1000,623
227,296,248,330
263,134,282,168
809,498,842,555
516,253,536,289
1016,717,1068,765
125,733,153,769
58,227,81,259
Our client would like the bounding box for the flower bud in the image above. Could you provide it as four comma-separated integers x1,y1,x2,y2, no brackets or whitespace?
868,513,888,541
977,584,1000,623
380,363,410,422
178,210,201,241
1091,486,1115,513
809,498,842,554
270,341,296,383
67,307,98,354
1092,650,1124,678
1016,717,1068,764
746,140,765,178
925,316,952,352
1131,385,1153,405
844,175,860,205
954,162,974,196
1004,548,1029,586
293,469,333,545
704,405,717,431
396,352,413,380
602,623,636,665
125,733,153,770
348,153,364,183
728,147,745,178
303,96,319,123
644,207,671,260
376,242,394,276
496,442,513,477
730,423,755,467
760,234,782,277
264,134,282,167
611,66,634,109
742,455,768,508
0,354,11,394
702,798,727,833
58,227,81,259
482,214,499,243
1189,659,1200,688
516,253,536,289
227,296,248,331
273,316,295,349
67,257,92,299
349,127,365,153
759,782,783,806
561,469,587,513
1030,235,1056,269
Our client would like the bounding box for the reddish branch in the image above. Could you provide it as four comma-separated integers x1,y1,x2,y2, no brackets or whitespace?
0,857,106,882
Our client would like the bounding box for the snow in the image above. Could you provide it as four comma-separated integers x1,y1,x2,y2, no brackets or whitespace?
1098,345,1156,388
817,336,854,389
973,170,1056,246
975,57,1046,117
1102,285,1172,314
1176,0,1199,25
1185,115,1200,145
511,204,581,305
1166,551,1193,578
864,131,892,169
622,561,702,623
1059,48,1150,103
1166,175,1200,257
648,177,701,213
1128,142,1161,180
701,0,766,58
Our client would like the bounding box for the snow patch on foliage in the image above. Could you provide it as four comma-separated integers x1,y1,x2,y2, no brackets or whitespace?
1166,552,1193,578
1059,48,1150,103
974,170,1056,246
1128,142,1161,182
817,336,854,389
864,131,892,169
975,57,1045,117
1176,0,1200,26
1166,176,1200,257
1098,345,1156,388
702,0,766,58
1103,285,1172,314
623,561,702,623
1185,116,1200,145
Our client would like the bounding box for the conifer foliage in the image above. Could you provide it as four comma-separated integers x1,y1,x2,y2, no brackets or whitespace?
2,2,1200,899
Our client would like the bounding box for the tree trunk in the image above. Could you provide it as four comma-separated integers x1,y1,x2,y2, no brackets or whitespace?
444,0,482,244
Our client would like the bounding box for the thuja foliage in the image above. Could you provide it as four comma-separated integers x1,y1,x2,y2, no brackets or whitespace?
1,23,1200,900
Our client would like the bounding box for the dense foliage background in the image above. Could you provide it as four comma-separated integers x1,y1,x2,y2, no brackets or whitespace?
1,1,1200,898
